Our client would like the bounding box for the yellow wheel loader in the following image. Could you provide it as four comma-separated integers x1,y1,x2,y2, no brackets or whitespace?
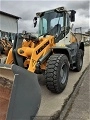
6,7,84,93
0,7,84,120
0,37,12,64
0,37,12,56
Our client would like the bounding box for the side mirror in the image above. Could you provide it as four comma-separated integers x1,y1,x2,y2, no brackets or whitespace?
70,10,76,22
33,17,37,27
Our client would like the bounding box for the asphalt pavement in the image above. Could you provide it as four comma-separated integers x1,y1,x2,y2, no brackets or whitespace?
64,66,90,120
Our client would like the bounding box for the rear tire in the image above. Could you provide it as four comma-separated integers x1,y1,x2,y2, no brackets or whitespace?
75,49,83,72
45,54,69,94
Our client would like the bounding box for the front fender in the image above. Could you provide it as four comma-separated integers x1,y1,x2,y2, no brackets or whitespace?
52,47,72,64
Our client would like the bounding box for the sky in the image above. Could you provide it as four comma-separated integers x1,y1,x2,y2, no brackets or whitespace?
0,0,90,33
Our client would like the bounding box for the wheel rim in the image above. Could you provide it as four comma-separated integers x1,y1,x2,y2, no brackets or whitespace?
60,63,68,84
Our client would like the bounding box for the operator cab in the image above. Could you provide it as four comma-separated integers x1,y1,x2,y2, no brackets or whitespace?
33,7,76,43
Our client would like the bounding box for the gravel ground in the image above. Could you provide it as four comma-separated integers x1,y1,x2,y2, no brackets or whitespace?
0,77,12,120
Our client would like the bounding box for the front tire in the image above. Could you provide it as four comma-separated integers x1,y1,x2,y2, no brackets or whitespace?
45,54,69,94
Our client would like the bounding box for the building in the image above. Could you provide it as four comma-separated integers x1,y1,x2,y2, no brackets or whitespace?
0,11,20,41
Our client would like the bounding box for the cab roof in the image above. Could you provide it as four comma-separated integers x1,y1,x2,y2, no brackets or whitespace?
36,7,68,17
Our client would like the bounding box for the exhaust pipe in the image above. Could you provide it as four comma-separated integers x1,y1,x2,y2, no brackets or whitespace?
0,64,41,120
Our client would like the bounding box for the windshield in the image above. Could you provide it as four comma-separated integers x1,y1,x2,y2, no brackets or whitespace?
38,11,64,36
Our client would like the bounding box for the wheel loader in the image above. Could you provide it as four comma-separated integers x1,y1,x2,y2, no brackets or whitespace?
0,37,12,56
0,7,84,120
5,6,84,93
0,37,12,64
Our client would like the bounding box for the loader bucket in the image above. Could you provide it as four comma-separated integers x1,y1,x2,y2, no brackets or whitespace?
0,64,41,120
